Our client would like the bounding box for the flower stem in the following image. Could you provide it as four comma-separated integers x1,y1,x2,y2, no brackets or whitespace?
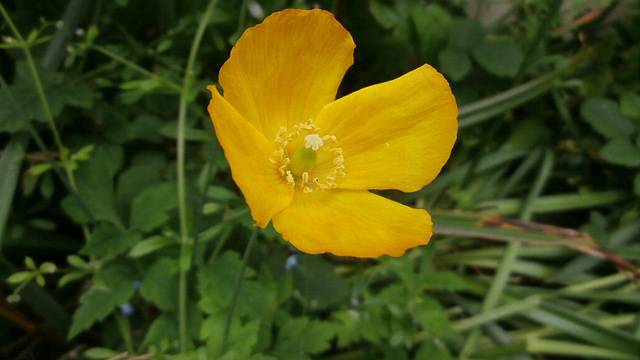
0,3,90,241
222,228,258,353
176,0,219,352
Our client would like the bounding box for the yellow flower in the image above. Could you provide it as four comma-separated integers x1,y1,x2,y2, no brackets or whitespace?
207,9,457,258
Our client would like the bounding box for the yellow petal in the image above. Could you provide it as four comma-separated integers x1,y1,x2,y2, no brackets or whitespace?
315,64,458,193
219,9,355,141
207,86,293,227
272,189,432,258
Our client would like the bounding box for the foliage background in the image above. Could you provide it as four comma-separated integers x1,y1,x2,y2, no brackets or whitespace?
1,0,640,359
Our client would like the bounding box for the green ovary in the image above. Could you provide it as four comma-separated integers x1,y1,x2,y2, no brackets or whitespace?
289,146,317,176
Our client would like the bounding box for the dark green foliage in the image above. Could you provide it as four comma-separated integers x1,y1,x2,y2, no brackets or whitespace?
2,0,640,359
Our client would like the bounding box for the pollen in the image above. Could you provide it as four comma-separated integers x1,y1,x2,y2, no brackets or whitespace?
270,119,345,193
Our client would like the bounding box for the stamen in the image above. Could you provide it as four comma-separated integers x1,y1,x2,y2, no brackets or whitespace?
271,119,345,193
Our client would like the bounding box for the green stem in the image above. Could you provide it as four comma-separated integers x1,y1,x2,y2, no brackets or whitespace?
176,0,219,352
222,228,258,353
0,4,65,162
89,44,182,92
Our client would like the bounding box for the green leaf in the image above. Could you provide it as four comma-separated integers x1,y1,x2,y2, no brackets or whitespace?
140,257,179,311
634,173,640,196
271,317,334,357
411,4,452,62
203,317,261,359
472,40,524,77
58,270,90,287
68,265,135,339
0,62,93,133
128,235,178,257
599,138,640,167
6,271,34,284
424,270,468,291
410,296,455,339
369,0,398,29
620,91,640,119
415,340,453,360
438,48,471,81
67,255,89,269
129,182,178,232
292,255,350,310
28,163,52,177
450,18,485,51
0,136,27,249
63,147,121,226
116,164,161,203
80,223,141,258
198,251,269,319
581,98,635,139
140,314,179,352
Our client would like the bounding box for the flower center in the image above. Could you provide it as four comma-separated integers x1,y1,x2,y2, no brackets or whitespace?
270,119,345,193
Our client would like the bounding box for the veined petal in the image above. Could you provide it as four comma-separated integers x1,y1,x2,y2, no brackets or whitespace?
219,9,355,141
207,86,293,227
272,190,432,258
315,64,458,193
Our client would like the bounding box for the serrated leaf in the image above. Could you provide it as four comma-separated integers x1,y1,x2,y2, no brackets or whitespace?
140,314,179,351
116,164,161,203
129,182,178,232
472,40,524,77
271,317,334,357
64,147,122,226
410,296,455,339
80,223,142,258
581,98,635,139
140,257,179,311
292,255,350,310
198,251,269,319
599,138,640,167
68,265,135,339
203,317,260,359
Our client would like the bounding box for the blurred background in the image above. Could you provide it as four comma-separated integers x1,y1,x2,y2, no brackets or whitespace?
1,0,640,359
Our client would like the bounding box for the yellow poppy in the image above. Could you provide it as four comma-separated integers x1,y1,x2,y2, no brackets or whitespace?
207,9,458,258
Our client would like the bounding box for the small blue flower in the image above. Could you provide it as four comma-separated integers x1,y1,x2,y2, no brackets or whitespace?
285,254,298,270
120,302,134,316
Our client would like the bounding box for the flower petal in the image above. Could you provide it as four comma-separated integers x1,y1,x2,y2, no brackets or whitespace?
272,189,432,258
219,9,355,141
208,86,293,227
315,64,458,192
